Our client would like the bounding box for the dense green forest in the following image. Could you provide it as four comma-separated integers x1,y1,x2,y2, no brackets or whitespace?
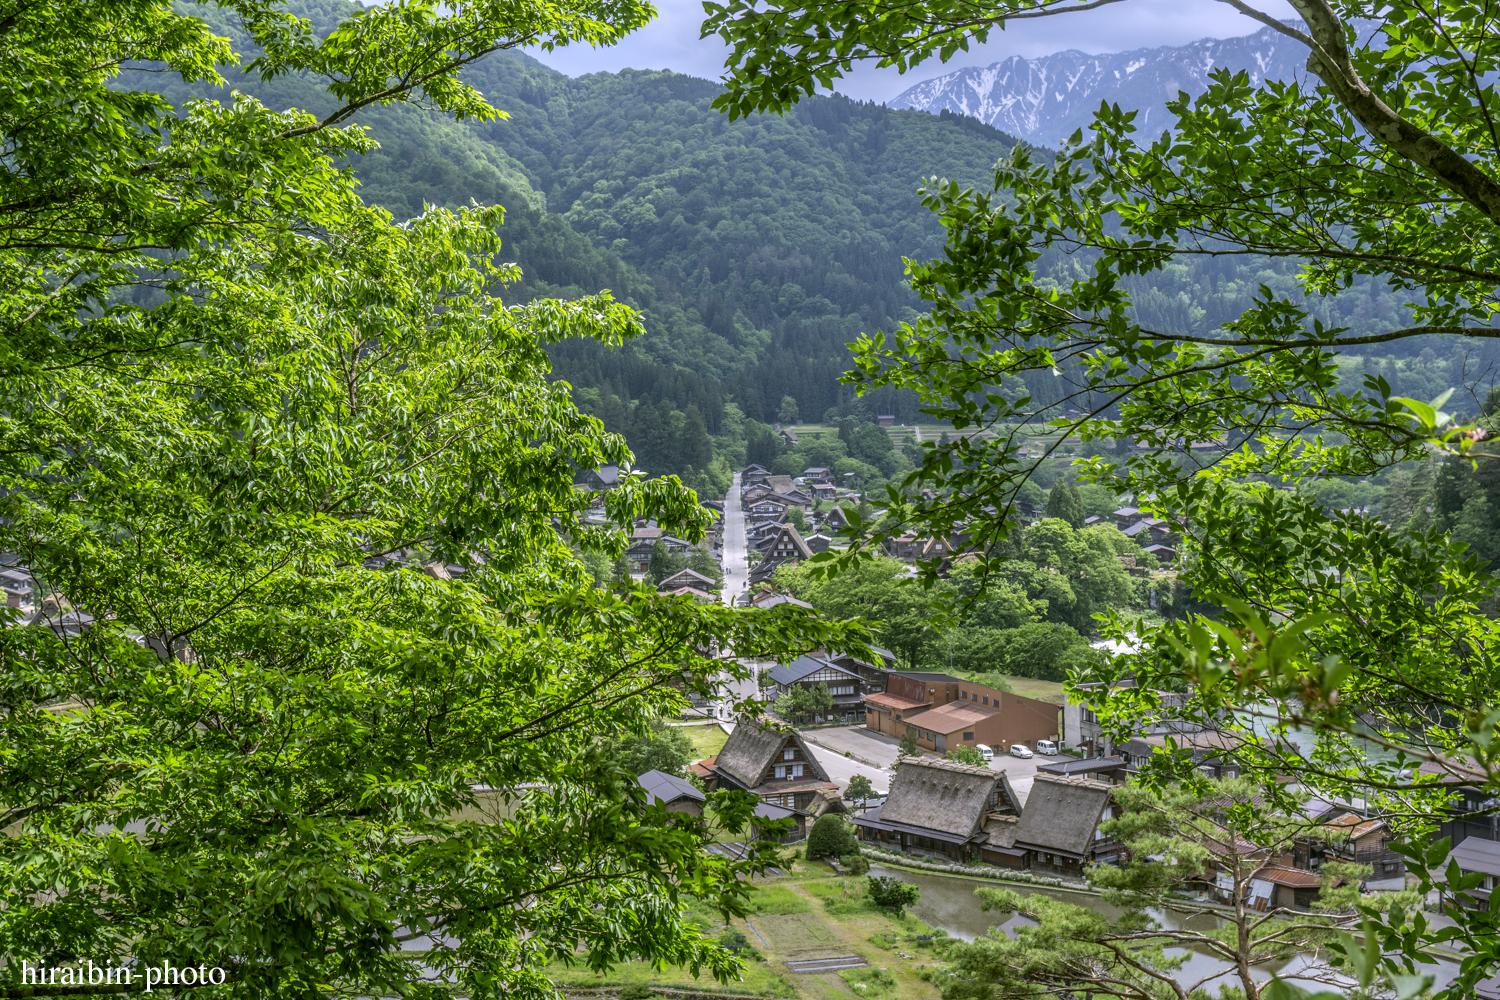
129,0,1500,503
128,0,1027,475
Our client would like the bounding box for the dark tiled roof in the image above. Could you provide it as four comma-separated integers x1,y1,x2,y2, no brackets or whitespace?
1452,836,1500,877
1036,756,1126,776
638,769,706,805
769,655,860,686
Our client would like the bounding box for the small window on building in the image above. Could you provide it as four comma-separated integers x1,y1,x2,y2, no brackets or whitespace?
774,765,786,778
963,732,974,741
792,764,803,777
982,696,989,705
785,749,794,760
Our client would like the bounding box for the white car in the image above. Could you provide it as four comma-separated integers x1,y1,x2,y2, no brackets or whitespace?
1035,739,1058,755
973,744,994,762
1008,744,1034,759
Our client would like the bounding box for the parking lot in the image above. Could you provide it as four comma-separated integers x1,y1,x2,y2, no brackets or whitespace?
798,725,1050,805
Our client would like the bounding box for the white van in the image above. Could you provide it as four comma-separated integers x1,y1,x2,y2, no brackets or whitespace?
1036,739,1059,756
974,744,994,762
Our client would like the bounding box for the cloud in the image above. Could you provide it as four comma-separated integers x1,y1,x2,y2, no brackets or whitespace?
526,0,1299,102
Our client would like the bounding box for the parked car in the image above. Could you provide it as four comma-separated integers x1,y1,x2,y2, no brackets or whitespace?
1008,743,1034,759
974,744,994,762
1036,739,1058,755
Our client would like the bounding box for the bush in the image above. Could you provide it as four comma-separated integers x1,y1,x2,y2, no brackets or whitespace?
839,967,896,996
842,853,871,875
717,927,759,959
859,847,1070,888
807,814,860,859
944,745,987,767
619,986,656,1000
867,875,921,913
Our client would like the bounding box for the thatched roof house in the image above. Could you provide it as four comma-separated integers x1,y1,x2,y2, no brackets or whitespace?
707,721,840,819
1012,774,1118,876
852,757,1020,863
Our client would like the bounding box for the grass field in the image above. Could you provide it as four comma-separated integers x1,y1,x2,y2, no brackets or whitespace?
542,954,794,996
541,861,951,1000
946,671,1067,705
742,869,946,1000
682,722,730,760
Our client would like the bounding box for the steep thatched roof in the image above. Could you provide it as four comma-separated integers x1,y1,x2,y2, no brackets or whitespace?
1013,775,1112,858
879,757,1018,841
714,720,829,789
982,812,1021,850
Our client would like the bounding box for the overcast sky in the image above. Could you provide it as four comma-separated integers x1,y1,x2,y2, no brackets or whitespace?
526,0,1299,104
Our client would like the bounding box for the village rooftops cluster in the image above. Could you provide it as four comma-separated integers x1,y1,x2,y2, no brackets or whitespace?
736,463,857,588
852,758,1119,876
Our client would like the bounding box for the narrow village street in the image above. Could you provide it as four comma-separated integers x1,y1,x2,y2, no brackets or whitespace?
721,472,750,605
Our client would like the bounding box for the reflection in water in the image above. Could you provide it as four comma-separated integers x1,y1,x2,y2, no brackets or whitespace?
871,865,1462,992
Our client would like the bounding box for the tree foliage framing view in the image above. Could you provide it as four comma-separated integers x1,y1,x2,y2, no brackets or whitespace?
705,0,1500,995
0,2,867,999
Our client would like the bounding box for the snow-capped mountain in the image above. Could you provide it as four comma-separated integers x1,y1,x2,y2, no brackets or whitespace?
889,25,1311,148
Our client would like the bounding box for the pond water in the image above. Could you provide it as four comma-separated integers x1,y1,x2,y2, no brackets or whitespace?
872,864,1469,993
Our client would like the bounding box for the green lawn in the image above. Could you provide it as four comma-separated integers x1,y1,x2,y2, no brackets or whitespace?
747,883,812,915
948,671,1067,705
543,955,794,996
683,723,730,760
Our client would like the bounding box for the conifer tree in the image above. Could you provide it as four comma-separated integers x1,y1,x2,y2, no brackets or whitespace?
1043,479,1086,528
680,404,714,472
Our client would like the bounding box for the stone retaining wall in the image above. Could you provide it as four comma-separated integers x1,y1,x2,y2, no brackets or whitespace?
862,847,1087,890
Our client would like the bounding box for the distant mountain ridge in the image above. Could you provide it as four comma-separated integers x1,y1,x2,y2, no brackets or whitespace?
889,24,1311,148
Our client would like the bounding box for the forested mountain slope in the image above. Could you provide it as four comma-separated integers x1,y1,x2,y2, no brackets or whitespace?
127,1,1500,490
132,0,1023,433
461,55,1021,422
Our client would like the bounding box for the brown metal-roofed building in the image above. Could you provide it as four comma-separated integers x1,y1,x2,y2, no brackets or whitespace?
948,682,1061,752
1322,811,1405,885
1011,774,1119,876
899,701,999,754
863,671,963,737
852,756,1020,862
1255,866,1329,912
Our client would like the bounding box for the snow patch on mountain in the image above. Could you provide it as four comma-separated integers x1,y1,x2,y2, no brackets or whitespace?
889,25,1311,149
